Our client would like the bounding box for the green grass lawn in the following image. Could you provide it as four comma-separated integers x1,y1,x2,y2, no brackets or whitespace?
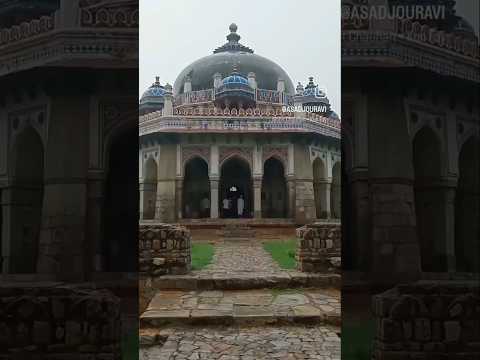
263,239,297,269
191,243,215,270
341,319,375,360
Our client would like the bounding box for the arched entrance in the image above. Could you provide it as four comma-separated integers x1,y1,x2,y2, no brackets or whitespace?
262,157,287,218
413,127,443,272
455,136,479,272
313,157,328,218
183,157,210,219
220,157,252,218
104,128,138,272
331,162,341,219
142,157,157,220
10,126,44,273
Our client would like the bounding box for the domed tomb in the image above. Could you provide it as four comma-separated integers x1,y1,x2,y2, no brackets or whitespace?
173,24,295,97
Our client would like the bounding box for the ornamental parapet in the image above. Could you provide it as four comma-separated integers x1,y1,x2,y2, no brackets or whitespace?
342,19,479,82
174,88,294,106
139,115,341,138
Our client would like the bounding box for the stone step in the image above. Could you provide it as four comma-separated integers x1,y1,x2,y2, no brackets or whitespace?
150,272,340,291
141,288,340,328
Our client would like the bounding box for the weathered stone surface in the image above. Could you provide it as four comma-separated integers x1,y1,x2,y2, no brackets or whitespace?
140,325,340,360
0,287,121,359
296,223,341,273
139,224,192,276
373,282,480,359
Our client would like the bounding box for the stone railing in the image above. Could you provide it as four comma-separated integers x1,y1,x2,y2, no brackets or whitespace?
296,222,341,273
372,281,480,359
174,89,214,106
139,115,341,139
139,223,191,276
0,16,54,46
396,19,478,59
0,286,121,359
80,0,139,28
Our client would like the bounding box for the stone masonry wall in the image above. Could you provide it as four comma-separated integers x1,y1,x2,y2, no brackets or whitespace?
0,286,121,359
372,282,480,360
139,223,191,276
296,222,341,273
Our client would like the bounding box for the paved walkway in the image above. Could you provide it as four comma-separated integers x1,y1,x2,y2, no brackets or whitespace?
140,325,340,360
193,241,284,277
141,239,341,359
142,288,340,326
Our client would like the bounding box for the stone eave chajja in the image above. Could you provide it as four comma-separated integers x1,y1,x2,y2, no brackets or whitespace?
342,28,480,83
138,115,341,139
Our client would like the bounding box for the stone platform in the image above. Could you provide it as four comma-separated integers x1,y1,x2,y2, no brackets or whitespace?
141,288,340,327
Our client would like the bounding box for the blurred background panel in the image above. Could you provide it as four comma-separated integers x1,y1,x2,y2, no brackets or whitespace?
341,0,479,358
0,0,139,358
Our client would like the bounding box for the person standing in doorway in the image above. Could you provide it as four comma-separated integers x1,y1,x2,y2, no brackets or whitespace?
237,194,245,218
222,196,230,218
201,193,210,218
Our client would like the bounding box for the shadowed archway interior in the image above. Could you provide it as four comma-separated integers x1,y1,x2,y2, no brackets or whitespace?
10,126,44,273
219,157,253,218
413,127,444,272
183,157,210,219
262,157,287,218
455,136,479,272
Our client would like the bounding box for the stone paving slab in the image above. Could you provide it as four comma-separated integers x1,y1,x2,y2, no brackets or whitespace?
140,324,341,360
141,288,340,327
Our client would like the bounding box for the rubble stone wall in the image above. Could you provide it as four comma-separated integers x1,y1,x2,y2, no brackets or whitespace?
0,286,121,359
372,282,480,360
296,222,341,272
139,223,191,276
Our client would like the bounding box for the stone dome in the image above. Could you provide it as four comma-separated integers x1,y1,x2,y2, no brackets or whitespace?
173,24,295,96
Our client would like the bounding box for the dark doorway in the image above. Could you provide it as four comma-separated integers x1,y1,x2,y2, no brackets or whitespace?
183,157,210,219
104,128,138,272
455,136,479,272
220,157,253,218
10,126,44,273
262,157,287,218
413,127,443,272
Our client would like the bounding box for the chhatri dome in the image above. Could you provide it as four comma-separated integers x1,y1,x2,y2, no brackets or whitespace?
139,76,172,115
173,23,295,96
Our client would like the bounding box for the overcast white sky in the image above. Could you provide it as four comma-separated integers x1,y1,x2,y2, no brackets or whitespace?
140,0,342,114
140,0,479,116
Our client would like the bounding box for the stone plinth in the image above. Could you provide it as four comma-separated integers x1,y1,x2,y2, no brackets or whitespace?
296,222,341,273
0,286,121,359
372,281,480,360
139,223,191,276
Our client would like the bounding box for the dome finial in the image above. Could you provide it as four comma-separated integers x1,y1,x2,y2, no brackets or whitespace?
226,23,241,43
155,76,160,84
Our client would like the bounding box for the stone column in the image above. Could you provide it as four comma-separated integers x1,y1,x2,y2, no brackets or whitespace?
87,177,104,273
253,177,262,218
1,187,11,273
323,181,332,218
287,176,296,219
175,178,183,220
210,178,219,219
436,183,456,272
